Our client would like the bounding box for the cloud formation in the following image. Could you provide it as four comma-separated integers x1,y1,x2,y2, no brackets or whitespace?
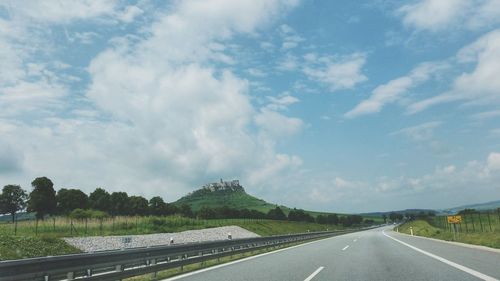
0,0,304,200
303,53,367,92
399,0,500,31
345,62,447,118
408,29,500,113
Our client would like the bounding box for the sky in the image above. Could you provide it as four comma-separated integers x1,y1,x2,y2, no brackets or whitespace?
1,0,500,213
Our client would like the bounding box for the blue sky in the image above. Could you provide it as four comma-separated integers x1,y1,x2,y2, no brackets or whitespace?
1,0,499,213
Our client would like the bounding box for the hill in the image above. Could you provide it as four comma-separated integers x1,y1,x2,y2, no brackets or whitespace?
360,208,436,217
174,180,283,213
361,200,500,217
174,180,383,224
439,200,500,215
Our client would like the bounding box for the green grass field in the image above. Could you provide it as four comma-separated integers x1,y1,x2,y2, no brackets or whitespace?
396,218,500,249
0,215,352,237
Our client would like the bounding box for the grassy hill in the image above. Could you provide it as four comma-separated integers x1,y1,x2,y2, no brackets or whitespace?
361,199,500,217
173,183,383,223
361,209,436,217
174,187,283,213
439,200,500,215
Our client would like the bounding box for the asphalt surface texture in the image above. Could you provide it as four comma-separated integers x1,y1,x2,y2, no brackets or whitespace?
162,225,500,281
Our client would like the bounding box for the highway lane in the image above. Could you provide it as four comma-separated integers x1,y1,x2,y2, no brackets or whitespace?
163,226,500,281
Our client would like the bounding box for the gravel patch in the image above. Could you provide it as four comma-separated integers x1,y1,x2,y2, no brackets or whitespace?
63,226,259,252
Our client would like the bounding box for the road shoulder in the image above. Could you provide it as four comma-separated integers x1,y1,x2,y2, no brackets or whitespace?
391,229,500,254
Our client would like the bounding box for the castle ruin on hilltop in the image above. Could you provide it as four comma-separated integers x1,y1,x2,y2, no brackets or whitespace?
202,178,244,192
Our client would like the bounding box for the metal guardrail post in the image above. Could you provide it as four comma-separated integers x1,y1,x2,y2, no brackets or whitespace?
150,258,157,280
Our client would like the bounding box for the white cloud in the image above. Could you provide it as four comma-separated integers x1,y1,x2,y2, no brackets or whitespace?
487,152,500,171
490,128,500,137
0,140,24,175
0,80,66,117
470,110,500,120
247,68,267,77
408,29,500,113
345,62,447,118
391,121,442,142
1,1,118,23
255,108,304,138
80,1,303,193
0,0,132,122
398,0,468,31
303,53,367,91
73,31,99,44
260,41,275,51
276,53,299,71
0,0,305,203
117,5,144,23
278,24,304,50
265,95,300,111
398,0,500,32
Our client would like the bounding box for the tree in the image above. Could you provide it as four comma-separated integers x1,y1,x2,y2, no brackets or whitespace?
349,215,363,225
288,208,314,222
327,214,339,225
458,208,476,215
197,206,216,219
0,185,27,222
179,204,194,218
164,203,179,216
267,207,287,220
382,214,387,223
27,177,57,220
405,213,415,221
56,188,88,214
129,196,149,216
389,212,398,222
89,188,111,212
149,196,167,216
316,215,328,224
109,192,129,216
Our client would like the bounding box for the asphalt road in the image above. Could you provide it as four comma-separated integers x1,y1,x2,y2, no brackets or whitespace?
163,226,500,281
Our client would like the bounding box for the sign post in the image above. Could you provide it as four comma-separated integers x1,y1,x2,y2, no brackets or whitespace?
447,215,462,224
447,215,462,240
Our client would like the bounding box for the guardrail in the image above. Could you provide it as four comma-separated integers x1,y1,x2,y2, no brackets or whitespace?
0,227,374,281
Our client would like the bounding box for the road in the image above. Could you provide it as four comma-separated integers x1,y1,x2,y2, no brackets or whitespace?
163,226,500,281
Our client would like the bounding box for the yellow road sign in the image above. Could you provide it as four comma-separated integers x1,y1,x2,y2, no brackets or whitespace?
447,215,462,224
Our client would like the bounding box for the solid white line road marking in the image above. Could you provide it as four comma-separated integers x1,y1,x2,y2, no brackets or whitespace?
342,245,349,251
304,266,324,281
383,231,499,281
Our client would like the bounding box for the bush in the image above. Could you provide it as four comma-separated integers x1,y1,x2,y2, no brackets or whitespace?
88,210,110,219
69,209,91,220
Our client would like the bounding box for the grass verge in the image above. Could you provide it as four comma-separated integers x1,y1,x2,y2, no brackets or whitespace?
0,234,81,261
396,220,500,249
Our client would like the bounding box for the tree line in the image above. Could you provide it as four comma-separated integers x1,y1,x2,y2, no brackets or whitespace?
0,177,190,221
1,176,369,227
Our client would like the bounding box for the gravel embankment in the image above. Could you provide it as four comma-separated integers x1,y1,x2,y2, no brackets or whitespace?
64,226,259,252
